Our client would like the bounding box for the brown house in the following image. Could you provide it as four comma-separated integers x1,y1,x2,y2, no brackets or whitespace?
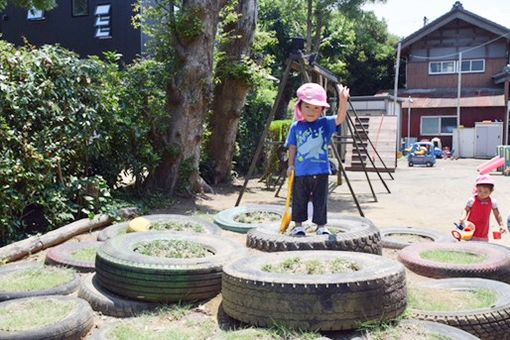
397,1,510,156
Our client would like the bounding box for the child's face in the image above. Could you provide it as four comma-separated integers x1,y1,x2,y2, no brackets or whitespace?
301,102,324,122
477,184,493,199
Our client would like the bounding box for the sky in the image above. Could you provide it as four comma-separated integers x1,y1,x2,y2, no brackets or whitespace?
362,0,510,38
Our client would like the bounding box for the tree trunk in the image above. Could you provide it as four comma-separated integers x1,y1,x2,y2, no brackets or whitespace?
312,7,324,54
146,0,227,194
208,0,258,184
305,0,313,53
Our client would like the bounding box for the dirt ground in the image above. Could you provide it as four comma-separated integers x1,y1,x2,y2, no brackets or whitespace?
158,157,510,246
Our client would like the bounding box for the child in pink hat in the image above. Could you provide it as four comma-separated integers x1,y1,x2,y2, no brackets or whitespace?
285,82,349,236
459,174,506,241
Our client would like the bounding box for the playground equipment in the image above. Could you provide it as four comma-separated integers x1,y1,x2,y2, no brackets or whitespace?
451,221,475,241
407,142,436,167
477,156,505,175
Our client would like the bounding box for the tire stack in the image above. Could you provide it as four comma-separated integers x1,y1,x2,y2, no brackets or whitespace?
396,241,510,338
214,205,412,332
0,263,94,339
80,230,241,317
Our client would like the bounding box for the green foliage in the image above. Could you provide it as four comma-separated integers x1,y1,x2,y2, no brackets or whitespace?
0,0,56,11
269,120,292,142
0,41,167,245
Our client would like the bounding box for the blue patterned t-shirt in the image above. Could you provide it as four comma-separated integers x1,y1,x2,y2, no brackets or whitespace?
285,116,338,176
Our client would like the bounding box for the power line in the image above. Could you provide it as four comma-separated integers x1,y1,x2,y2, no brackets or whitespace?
409,30,510,60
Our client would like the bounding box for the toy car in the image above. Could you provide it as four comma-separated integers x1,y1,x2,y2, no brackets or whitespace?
407,142,436,167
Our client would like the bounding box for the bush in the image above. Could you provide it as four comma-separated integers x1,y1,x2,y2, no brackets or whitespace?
0,42,167,245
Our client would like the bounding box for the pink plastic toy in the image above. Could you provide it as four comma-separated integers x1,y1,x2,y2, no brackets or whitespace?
478,157,505,175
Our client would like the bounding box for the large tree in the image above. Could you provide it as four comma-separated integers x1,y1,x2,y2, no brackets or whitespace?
207,0,258,184
136,0,228,194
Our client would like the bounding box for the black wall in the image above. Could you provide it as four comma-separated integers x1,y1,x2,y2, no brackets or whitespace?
1,0,141,62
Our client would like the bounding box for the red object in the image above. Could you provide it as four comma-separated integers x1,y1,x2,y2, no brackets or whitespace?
493,231,502,239
468,196,493,240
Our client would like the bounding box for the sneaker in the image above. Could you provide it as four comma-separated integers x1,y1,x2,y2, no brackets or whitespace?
316,227,332,235
291,226,306,237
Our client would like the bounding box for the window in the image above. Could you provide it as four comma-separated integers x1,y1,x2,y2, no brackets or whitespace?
429,59,485,74
421,116,457,135
72,0,89,16
94,4,111,39
27,8,44,21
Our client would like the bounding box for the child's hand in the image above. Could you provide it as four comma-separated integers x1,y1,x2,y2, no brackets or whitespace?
337,84,350,102
287,166,294,177
500,226,507,234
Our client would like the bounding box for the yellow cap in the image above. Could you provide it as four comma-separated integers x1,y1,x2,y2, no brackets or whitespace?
127,217,152,233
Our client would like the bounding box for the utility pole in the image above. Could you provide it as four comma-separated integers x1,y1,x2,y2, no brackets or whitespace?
407,96,413,147
394,42,402,149
456,52,463,157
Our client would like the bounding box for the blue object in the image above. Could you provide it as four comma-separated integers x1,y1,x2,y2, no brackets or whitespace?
286,116,338,176
454,222,464,231
407,142,436,167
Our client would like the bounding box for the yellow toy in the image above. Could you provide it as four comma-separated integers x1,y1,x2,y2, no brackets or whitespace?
127,217,152,233
451,221,475,241
279,170,295,234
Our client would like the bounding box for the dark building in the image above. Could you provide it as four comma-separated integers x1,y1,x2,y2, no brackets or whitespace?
0,0,147,62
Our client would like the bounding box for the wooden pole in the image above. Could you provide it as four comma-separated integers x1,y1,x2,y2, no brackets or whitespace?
235,61,293,206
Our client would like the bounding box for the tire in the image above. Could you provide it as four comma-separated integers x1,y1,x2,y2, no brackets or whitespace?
45,241,102,272
97,214,221,241
214,205,284,233
222,251,407,331
340,319,479,340
247,215,382,254
95,232,242,303
78,274,160,317
398,242,510,282
381,227,452,249
0,263,80,301
0,295,94,340
409,278,510,339
408,161,414,167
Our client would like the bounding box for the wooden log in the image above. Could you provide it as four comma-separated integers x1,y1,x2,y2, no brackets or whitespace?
0,215,112,264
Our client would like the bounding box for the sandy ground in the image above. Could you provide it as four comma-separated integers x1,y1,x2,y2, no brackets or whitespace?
159,157,510,245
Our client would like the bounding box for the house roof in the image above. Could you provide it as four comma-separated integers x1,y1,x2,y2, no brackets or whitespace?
401,95,505,109
400,1,510,50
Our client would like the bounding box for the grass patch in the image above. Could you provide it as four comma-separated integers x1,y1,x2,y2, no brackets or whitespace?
150,221,205,233
70,247,97,262
106,305,214,340
0,298,76,331
262,257,359,275
408,287,497,311
220,325,320,340
234,211,281,224
0,266,75,292
386,233,433,243
361,321,447,340
419,250,486,264
134,240,212,259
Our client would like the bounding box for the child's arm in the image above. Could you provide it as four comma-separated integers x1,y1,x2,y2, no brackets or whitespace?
336,84,350,126
493,207,505,232
287,145,297,176
459,207,470,225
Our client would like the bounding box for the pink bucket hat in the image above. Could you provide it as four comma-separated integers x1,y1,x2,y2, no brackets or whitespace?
294,83,330,121
475,174,495,186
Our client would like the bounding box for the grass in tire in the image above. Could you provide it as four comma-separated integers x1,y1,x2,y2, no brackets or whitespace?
408,286,497,311
0,298,77,331
149,221,205,233
134,240,213,258
69,247,97,262
386,233,434,244
261,257,359,275
234,211,280,224
419,250,486,264
0,266,75,292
